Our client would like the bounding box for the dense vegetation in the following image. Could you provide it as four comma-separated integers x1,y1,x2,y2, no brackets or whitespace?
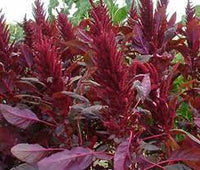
0,0,200,169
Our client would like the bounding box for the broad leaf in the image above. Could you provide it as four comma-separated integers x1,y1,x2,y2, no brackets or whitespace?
0,127,18,152
20,44,33,68
113,7,128,24
132,25,149,54
194,118,200,128
38,147,94,170
11,163,38,170
20,77,46,89
169,147,200,162
0,104,44,129
141,142,160,152
38,147,111,170
53,91,90,105
81,105,105,119
114,134,132,170
164,163,191,170
141,74,151,99
11,144,62,164
134,74,151,100
0,71,15,94
171,129,200,145
65,39,90,54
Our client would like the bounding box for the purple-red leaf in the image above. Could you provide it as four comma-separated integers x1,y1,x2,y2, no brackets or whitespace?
20,44,33,68
132,25,149,54
0,71,15,94
141,74,151,98
38,147,111,170
38,147,93,170
194,117,200,129
171,129,200,145
94,152,113,160
168,147,200,162
11,144,62,164
0,104,49,129
65,39,90,54
80,105,105,119
11,163,38,170
164,164,191,170
53,91,90,105
134,74,151,100
114,133,133,170
168,12,177,27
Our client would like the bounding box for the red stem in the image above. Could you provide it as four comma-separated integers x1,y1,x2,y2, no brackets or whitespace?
127,98,141,121
77,116,83,145
144,159,181,170
38,119,56,128
143,133,166,141
140,157,165,170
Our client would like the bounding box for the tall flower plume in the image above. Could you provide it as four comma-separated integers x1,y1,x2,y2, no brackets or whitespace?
33,35,64,93
87,0,136,134
0,12,11,68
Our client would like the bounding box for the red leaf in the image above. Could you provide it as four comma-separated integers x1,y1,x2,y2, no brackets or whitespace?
65,39,90,54
141,74,151,98
94,152,113,160
15,80,38,93
171,129,200,145
0,104,53,129
38,147,93,170
134,74,151,100
169,147,200,162
11,144,62,164
132,25,149,54
11,163,38,170
168,12,177,28
0,71,15,94
20,44,33,68
53,91,90,105
114,132,133,170
194,118,200,128
38,147,111,170
164,163,191,170
80,105,106,119
0,127,18,153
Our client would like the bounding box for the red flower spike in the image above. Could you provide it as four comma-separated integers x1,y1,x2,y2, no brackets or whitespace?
33,35,64,93
0,12,11,68
32,0,53,38
57,13,75,41
186,0,195,27
127,0,138,29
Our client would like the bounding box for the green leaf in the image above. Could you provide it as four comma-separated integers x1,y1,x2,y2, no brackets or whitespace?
48,0,59,19
177,102,192,121
172,75,184,93
195,5,200,18
172,53,184,64
113,7,128,24
9,24,23,43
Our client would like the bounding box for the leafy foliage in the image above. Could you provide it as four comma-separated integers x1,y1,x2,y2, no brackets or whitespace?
1,0,200,169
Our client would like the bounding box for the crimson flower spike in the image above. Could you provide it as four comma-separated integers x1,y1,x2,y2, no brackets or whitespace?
33,0,46,25
127,0,138,28
139,0,154,42
186,0,195,26
0,11,11,68
57,13,75,41
33,34,64,93
87,1,138,134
